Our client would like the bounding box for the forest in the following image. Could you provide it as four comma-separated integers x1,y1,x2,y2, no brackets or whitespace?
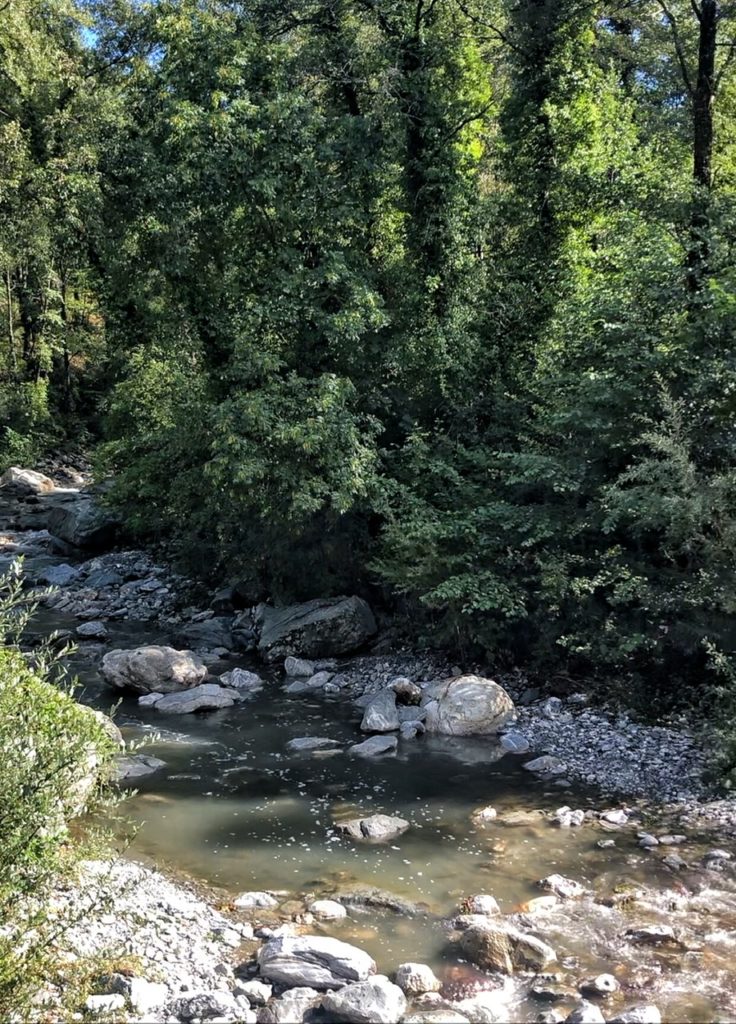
2,0,736,739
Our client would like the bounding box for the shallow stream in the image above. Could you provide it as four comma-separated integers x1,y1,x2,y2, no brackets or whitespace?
28,610,736,1023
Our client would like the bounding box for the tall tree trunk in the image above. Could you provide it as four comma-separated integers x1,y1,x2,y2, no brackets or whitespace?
688,0,717,294
5,268,16,375
59,276,74,413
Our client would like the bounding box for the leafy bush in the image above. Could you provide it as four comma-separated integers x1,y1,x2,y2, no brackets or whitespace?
0,563,118,1017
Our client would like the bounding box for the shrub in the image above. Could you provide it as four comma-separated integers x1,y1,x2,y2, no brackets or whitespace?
0,563,118,1017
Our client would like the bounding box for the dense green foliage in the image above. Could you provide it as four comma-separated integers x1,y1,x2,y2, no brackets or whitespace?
0,565,117,1015
3,0,736,715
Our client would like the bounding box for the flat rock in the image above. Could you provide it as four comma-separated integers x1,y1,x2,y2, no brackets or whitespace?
257,934,377,989
424,676,515,736
114,753,167,781
287,736,341,752
153,682,238,714
257,596,377,662
321,976,406,1024
360,689,400,732
101,645,207,694
348,735,398,757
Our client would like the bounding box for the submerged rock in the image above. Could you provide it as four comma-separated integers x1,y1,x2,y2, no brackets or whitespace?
257,596,377,662
424,676,515,736
257,934,377,989
336,814,409,842
287,736,341,752
322,976,406,1024
114,753,167,781
348,735,398,757
101,645,207,694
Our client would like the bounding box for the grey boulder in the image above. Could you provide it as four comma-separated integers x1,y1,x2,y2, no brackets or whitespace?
321,976,406,1024
257,596,377,662
360,689,399,733
423,675,515,736
257,987,322,1023
257,935,376,989
100,645,207,694
47,493,119,550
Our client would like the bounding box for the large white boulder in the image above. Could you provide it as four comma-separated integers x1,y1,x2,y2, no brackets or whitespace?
424,675,515,736
100,645,207,694
0,467,56,495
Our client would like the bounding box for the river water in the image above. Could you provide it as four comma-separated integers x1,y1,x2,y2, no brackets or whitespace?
28,610,735,1023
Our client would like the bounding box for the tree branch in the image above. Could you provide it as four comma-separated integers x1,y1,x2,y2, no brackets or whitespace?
657,0,695,95
451,0,525,55
440,101,494,144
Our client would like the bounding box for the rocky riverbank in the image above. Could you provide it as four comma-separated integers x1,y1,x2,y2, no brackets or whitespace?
28,854,701,1024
